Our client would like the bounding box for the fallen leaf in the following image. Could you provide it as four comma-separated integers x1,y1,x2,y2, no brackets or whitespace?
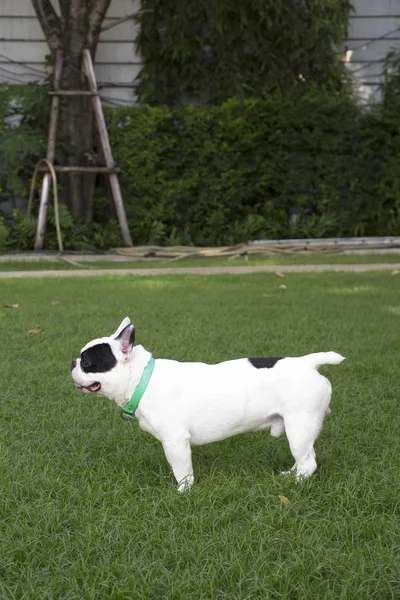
263,294,270,298
50,300,60,305
278,495,290,504
4,303,19,309
279,284,287,290
275,271,285,278
392,270,399,275
28,325,42,334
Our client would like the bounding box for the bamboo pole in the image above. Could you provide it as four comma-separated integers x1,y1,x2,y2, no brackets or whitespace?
48,90,99,96
37,166,121,173
34,50,63,250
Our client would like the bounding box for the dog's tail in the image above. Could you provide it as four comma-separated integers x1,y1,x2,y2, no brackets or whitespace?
302,351,346,368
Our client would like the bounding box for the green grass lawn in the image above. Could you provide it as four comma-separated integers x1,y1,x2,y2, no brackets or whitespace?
1,272,399,599
1,251,400,271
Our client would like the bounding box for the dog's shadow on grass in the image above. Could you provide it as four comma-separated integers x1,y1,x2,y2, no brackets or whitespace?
116,431,293,490
72,415,295,490
193,433,290,478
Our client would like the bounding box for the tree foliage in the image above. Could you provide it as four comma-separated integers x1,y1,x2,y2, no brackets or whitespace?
136,0,352,105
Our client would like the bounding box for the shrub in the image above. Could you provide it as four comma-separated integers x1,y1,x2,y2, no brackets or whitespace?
107,89,400,245
0,83,124,251
4,203,123,251
0,216,9,250
3,85,400,250
0,83,48,199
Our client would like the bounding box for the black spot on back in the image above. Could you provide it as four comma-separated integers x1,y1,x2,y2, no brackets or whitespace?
81,343,117,373
248,357,285,369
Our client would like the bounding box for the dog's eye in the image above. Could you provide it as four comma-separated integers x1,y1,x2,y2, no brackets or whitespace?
81,358,91,368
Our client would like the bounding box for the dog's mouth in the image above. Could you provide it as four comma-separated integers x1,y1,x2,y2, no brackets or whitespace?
75,382,101,393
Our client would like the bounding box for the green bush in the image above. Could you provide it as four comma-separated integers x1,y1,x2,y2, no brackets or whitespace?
3,86,400,250
0,83,48,198
107,89,400,245
0,82,124,251
0,216,9,250
4,204,123,251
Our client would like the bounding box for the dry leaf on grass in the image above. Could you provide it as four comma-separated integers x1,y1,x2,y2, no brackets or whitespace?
28,325,42,334
263,294,270,298
278,495,290,504
279,284,287,290
275,271,285,278
392,270,399,275
50,300,60,305
4,303,19,309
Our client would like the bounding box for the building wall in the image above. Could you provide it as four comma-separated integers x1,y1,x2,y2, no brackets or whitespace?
0,0,142,107
1,1,400,105
345,0,400,101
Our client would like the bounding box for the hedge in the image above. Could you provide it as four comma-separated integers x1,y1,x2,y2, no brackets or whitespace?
107,89,400,246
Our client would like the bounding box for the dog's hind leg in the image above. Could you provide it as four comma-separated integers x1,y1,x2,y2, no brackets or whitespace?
162,434,194,492
282,412,324,480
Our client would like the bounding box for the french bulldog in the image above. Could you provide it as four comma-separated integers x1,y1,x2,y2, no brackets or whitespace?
71,317,345,491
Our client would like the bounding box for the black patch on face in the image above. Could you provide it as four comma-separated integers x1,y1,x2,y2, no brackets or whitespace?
248,357,285,369
81,343,117,373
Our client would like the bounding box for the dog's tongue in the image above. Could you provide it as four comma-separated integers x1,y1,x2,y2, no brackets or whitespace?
88,382,101,392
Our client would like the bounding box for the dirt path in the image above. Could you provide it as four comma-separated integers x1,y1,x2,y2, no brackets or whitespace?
1,263,400,278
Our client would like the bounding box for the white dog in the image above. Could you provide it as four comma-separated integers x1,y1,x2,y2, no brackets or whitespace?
71,318,345,491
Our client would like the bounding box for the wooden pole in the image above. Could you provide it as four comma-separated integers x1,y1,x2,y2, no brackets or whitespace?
82,49,133,247
37,166,121,173
34,50,63,250
48,90,99,96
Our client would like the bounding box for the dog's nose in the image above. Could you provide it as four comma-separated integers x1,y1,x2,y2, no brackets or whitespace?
71,359,77,371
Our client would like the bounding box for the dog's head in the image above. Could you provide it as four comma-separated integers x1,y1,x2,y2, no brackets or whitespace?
71,317,135,400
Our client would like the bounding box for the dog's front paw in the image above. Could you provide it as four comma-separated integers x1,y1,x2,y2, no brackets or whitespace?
177,475,194,493
281,468,298,479
281,469,309,483
281,469,293,477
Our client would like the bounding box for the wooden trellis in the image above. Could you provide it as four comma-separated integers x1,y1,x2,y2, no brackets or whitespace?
34,49,133,249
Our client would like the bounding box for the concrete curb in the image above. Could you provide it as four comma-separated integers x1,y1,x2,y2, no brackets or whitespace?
1,264,400,278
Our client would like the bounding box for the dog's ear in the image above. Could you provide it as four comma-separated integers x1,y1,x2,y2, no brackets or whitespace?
115,324,135,360
111,317,131,339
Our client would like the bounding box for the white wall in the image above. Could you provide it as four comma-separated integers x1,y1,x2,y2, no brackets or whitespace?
0,0,142,106
1,1,400,105
344,0,400,102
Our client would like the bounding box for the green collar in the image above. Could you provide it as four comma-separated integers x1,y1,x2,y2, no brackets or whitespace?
121,356,155,421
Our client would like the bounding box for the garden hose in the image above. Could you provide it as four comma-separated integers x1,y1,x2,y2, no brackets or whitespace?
27,161,93,267
27,159,63,253
109,239,400,261
109,243,345,261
